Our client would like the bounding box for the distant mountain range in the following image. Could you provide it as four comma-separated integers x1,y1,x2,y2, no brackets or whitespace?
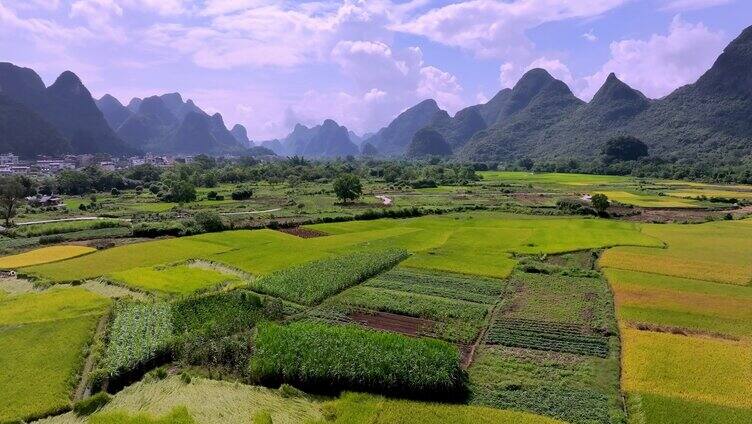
400,24,752,164
96,92,253,156
2,24,751,162
259,119,360,158
0,63,134,157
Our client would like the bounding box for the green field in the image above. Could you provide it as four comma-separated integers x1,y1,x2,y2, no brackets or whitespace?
109,265,242,295
0,287,109,422
0,245,96,269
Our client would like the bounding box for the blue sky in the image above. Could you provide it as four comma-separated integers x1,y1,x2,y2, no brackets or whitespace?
1,0,749,140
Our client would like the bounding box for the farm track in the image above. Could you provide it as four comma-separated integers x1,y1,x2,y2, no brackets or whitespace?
348,310,437,337
275,227,329,238
463,301,504,369
74,312,110,401
17,216,131,226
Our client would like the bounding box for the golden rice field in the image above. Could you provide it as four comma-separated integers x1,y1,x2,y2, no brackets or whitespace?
0,245,96,269
600,220,752,285
621,328,752,410
605,269,752,338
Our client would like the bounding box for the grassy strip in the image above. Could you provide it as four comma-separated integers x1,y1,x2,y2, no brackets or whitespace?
365,268,503,304
249,321,466,398
250,248,408,305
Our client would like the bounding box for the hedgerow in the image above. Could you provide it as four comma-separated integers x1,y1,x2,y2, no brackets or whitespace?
249,321,466,398
250,249,408,305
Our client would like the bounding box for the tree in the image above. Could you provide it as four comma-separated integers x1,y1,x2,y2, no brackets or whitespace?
333,173,362,203
193,211,225,233
591,193,610,213
163,180,196,203
603,136,648,163
0,177,25,227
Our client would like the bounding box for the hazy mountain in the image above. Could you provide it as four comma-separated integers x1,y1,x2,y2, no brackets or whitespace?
425,107,486,149
458,69,584,162
406,127,452,158
0,63,134,155
127,98,142,113
282,120,359,158
364,99,440,156
361,142,379,156
260,139,284,155
230,124,251,146
0,94,70,158
96,94,133,130
348,130,363,146
475,88,512,125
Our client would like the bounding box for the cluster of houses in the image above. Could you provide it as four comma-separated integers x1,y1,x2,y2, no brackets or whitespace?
0,153,198,176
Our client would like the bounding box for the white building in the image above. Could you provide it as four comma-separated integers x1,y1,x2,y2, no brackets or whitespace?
0,153,19,166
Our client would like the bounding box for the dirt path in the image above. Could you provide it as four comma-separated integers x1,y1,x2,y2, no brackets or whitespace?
375,195,392,205
220,208,281,216
462,301,504,369
17,216,130,226
74,312,110,401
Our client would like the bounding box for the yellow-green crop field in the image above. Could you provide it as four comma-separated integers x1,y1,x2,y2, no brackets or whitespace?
594,191,700,208
0,286,110,422
20,212,661,283
109,265,242,295
601,220,752,285
0,245,96,269
478,171,633,186
600,218,752,423
621,329,752,410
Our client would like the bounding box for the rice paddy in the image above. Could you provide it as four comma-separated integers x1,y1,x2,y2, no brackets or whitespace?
0,245,96,269
0,286,109,422
109,265,242,295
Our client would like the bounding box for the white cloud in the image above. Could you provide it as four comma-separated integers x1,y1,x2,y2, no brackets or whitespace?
499,57,575,89
581,16,726,99
582,29,598,42
0,1,93,42
69,0,126,41
392,0,627,59
661,0,734,11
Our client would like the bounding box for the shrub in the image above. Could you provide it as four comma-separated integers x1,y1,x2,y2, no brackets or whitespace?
38,234,65,245
249,322,466,399
206,191,218,200
73,392,111,416
231,187,253,201
591,194,609,213
180,372,192,384
278,384,305,398
131,221,184,238
251,248,408,305
110,188,120,196
193,211,224,233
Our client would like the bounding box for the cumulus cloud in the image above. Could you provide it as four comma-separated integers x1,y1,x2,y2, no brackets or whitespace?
581,16,726,99
582,29,598,42
661,0,734,11
499,57,575,89
392,0,626,59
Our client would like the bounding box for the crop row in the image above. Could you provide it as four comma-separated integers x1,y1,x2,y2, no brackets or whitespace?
172,290,265,336
249,321,466,398
486,318,609,357
102,301,173,376
250,248,408,305
366,269,503,304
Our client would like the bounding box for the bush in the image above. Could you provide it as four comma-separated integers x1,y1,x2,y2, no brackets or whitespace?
73,392,111,416
38,234,65,245
231,187,253,201
249,322,466,399
193,211,225,233
206,191,218,200
333,174,362,202
180,372,192,384
278,383,305,398
111,188,120,196
131,221,184,238
591,194,609,213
